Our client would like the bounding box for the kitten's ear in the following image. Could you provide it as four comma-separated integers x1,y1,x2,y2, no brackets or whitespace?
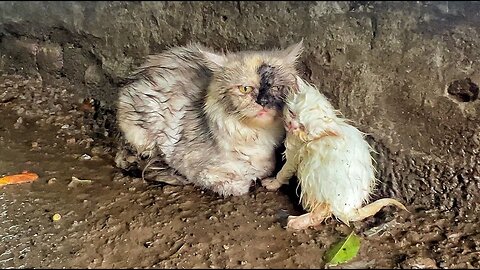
292,75,303,93
282,39,304,63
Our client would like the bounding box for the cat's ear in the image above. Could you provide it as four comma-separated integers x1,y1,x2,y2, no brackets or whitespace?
203,51,227,67
197,46,227,71
282,39,304,63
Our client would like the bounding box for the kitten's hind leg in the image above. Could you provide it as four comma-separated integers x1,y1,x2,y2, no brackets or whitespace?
350,198,409,222
286,203,331,230
286,213,314,230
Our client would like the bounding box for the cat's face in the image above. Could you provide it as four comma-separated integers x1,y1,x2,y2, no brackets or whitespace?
285,103,328,142
285,103,339,142
203,42,303,125
284,104,306,138
284,88,333,141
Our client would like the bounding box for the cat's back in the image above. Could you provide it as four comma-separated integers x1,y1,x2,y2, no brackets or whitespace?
117,44,214,157
123,44,213,95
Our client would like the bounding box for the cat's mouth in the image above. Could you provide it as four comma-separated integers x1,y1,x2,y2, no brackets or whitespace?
256,108,276,117
242,107,279,127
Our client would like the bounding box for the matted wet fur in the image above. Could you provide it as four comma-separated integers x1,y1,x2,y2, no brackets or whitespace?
262,76,408,229
115,41,303,196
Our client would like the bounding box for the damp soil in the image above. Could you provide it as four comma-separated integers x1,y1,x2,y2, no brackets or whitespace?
0,73,478,269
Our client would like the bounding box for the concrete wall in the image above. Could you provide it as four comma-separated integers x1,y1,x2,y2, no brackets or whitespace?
1,1,479,211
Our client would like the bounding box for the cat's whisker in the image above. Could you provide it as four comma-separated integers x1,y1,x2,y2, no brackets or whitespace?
142,157,160,182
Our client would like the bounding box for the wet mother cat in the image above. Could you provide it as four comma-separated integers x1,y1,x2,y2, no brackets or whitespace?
115,41,303,196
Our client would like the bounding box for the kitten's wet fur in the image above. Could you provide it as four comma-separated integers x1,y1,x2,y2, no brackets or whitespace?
115,41,303,196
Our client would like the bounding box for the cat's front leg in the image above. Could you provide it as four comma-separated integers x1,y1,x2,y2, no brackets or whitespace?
197,166,252,197
261,157,297,191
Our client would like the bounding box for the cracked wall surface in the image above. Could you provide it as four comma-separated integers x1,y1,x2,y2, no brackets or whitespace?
0,1,479,211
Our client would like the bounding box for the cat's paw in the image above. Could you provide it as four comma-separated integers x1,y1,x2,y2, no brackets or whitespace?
198,169,251,196
213,180,252,197
261,177,282,191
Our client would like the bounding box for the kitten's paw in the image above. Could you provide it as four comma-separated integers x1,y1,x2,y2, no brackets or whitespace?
261,177,282,191
286,213,313,231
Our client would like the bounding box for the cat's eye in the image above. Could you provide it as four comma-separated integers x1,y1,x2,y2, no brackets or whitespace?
238,85,254,94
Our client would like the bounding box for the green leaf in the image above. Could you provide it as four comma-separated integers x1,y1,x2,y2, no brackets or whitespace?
324,231,361,266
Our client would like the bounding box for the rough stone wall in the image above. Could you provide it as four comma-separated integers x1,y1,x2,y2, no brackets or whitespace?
1,1,479,211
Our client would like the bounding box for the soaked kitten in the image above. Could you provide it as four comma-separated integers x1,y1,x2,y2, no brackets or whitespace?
262,76,407,230
116,41,303,196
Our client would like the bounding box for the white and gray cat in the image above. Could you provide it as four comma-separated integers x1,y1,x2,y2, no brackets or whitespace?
115,41,303,196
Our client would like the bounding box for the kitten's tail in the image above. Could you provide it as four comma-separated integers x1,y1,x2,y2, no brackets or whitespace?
349,198,410,222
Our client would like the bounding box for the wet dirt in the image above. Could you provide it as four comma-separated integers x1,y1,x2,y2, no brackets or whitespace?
0,73,479,269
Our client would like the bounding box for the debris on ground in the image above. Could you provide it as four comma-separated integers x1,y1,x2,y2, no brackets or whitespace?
0,171,39,186
67,176,93,188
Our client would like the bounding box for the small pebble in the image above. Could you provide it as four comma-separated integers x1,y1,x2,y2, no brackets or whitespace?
47,178,57,184
90,146,104,155
401,256,438,269
14,117,23,129
52,213,61,222
80,154,92,160
68,176,93,188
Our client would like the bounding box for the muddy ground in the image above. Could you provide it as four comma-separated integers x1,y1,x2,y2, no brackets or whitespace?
0,73,478,269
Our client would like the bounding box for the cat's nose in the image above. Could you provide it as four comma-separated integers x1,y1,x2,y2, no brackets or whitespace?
256,96,269,107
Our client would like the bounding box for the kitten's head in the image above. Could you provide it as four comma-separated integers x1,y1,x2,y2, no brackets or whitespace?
284,76,338,141
201,41,303,126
